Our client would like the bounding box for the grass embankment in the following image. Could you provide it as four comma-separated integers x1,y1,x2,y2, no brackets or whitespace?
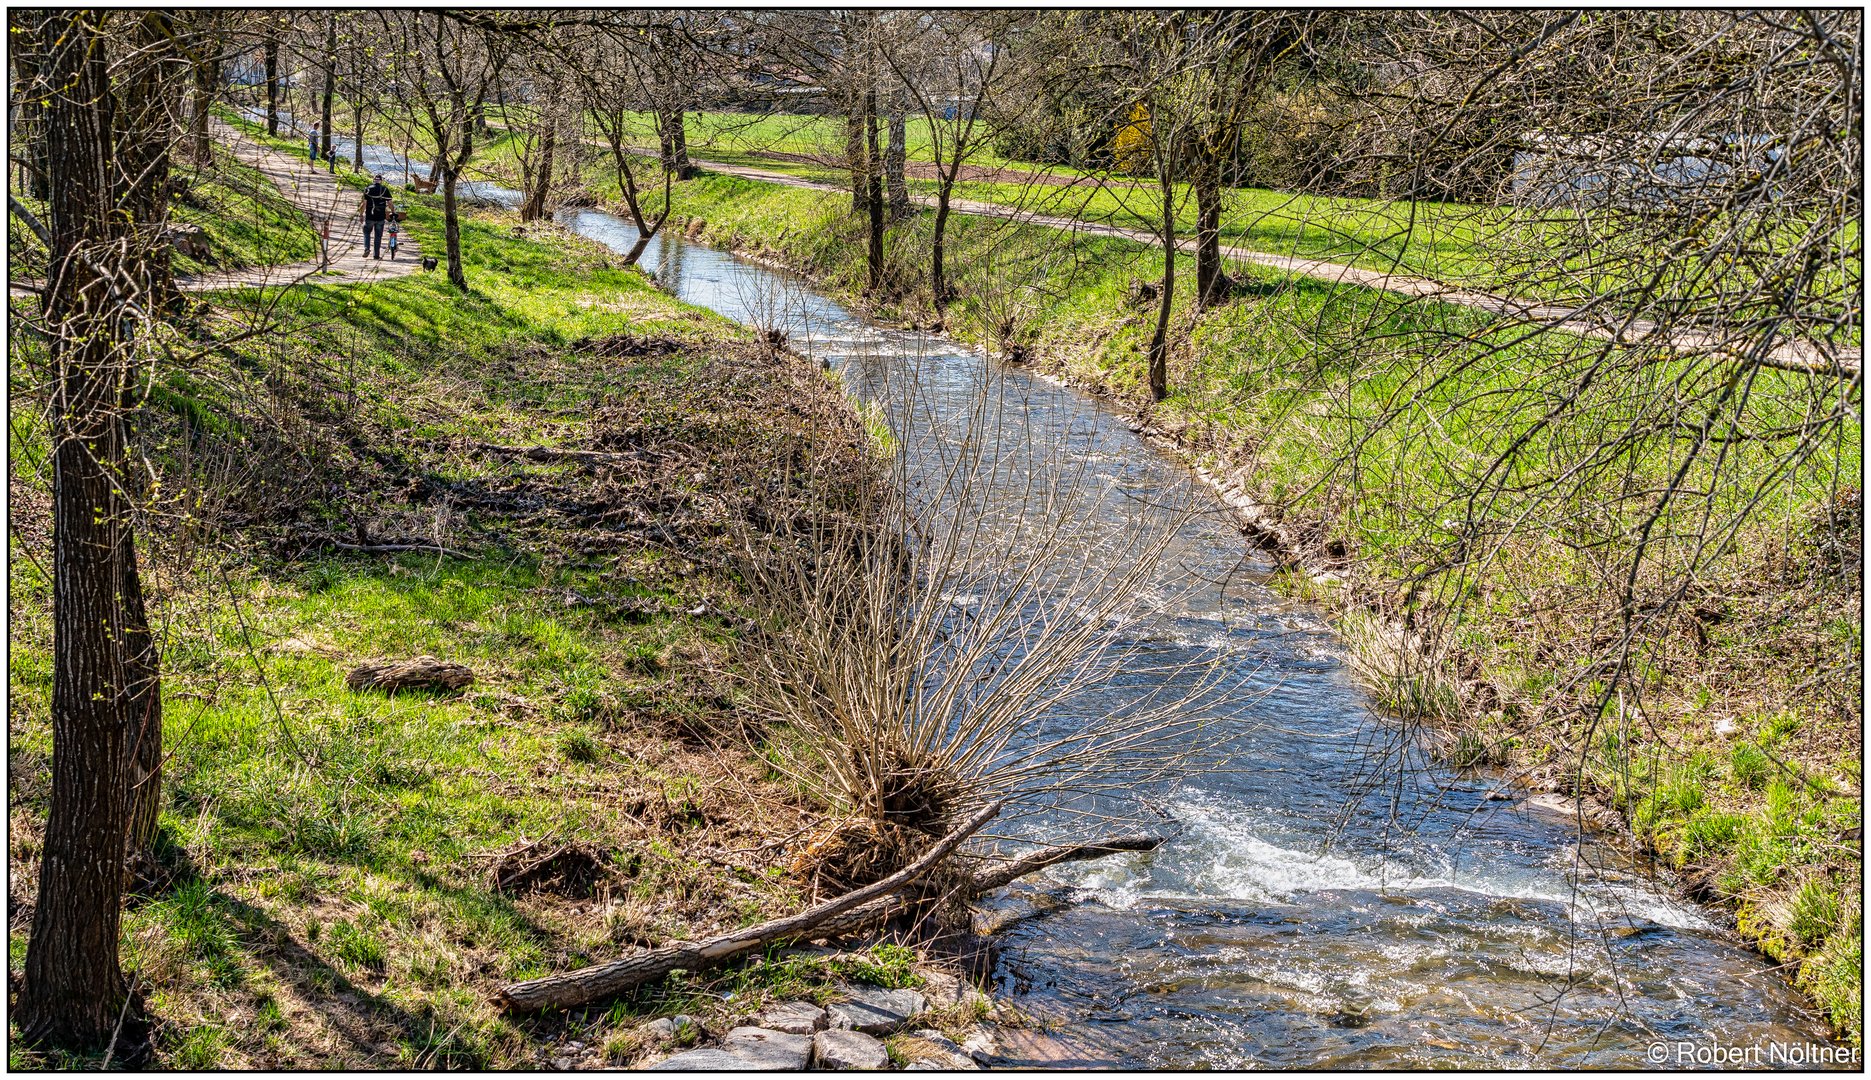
622,169,1862,1042
6,144,319,280
477,105,1857,315
6,158,967,1067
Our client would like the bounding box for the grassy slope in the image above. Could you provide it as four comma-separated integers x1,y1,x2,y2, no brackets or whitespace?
6,144,319,279
6,144,959,1068
593,110,1856,325
472,108,1523,289
637,169,1862,1043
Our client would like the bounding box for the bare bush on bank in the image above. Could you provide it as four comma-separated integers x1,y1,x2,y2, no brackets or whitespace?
722,335,1237,891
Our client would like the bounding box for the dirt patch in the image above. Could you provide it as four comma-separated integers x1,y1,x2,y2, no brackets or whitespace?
489,842,610,898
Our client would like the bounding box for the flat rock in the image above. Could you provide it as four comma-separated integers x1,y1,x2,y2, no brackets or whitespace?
720,1026,813,1069
648,1049,758,1071
643,1015,702,1043
828,985,927,1034
813,1029,891,1070
988,1027,1115,1068
960,1031,996,1064
753,1000,827,1035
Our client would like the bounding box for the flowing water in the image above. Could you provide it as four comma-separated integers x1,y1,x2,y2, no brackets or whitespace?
283,123,1843,1067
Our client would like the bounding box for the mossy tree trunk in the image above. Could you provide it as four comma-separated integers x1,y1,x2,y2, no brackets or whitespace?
15,8,162,1051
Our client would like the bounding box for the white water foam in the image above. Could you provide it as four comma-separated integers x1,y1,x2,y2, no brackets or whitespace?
1059,793,1711,932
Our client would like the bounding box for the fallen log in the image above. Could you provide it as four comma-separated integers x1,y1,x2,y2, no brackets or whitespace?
322,538,471,559
495,799,1005,1012
809,834,1171,940
496,824,1167,1012
967,834,1166,894
346,656,476,695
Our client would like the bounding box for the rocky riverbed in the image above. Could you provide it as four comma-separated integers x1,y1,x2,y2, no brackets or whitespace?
628,957,999,1071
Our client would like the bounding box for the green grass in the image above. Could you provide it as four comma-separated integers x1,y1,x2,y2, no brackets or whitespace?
6,137,319,279
7,129,884,1068
483,105,1850,317
170,145,323,272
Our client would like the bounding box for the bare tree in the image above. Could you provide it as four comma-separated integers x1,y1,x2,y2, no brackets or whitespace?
182,11,229,166
376,10,509,289
319,12,335,160
11,9,182,1052
750,10,891,292
881,11,1025,310
263,19,281,137
576,27,678,265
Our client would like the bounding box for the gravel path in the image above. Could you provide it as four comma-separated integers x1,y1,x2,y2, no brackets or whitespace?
10,121,427,301
176,119,425,292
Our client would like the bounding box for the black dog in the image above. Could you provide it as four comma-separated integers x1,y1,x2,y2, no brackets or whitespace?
420,256,438,272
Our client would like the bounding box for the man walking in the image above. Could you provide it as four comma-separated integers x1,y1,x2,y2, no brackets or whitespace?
359,174,393,259
308,124,321,163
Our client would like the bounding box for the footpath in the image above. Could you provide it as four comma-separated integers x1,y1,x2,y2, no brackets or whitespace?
178,118,424,292
9,120,423,301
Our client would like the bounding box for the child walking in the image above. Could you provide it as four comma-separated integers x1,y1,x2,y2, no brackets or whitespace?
386,212,400,261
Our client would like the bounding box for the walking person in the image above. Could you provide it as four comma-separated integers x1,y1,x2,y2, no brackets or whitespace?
359,174,393,260
308,124,320,163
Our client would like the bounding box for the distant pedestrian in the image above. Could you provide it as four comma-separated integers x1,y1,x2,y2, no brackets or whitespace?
359,174,393,259
386,213,400,260
308,124,320,163
325,145,337,174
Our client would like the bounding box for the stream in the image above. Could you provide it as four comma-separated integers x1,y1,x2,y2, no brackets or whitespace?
314,128,1842,1068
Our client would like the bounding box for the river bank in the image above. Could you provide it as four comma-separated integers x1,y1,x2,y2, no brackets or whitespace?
5,163,999,1067
580,166,1863,1045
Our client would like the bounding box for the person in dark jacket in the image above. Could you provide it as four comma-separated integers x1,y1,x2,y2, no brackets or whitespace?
359,175,394,259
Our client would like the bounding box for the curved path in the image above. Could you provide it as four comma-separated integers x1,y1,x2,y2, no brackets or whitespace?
679,152,1858,380
9,120,422,301
180,119,423,292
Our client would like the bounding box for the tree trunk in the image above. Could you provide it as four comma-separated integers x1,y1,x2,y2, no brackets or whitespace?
522,120,555,222
885,104,911,222
15,10,145,1051
865,89,885,293
190,49,218,166
667,108,692,180
12,33,50,197
352,102,364,171
1195,171,1224,308
320,15,335,160
115,15,172,857
606,129,663,268
931,188,953,310
264,36,279,136
442,167,466,289
1147,175,1175,402
846,101,869,217
119,534,163,863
